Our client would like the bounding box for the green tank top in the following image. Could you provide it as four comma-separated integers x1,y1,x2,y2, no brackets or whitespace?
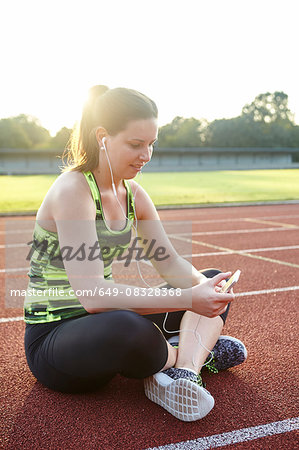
24,171,135,324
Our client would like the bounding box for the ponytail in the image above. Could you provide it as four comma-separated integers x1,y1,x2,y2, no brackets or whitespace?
62,85,158,172
62,85,109,172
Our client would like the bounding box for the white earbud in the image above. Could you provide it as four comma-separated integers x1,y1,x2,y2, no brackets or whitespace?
100,136,106,150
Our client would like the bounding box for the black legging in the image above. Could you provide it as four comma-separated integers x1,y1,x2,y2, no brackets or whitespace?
24,269,230,393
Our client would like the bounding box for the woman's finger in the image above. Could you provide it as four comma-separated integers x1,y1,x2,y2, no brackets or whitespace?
218,305,228,315
212,272,232,287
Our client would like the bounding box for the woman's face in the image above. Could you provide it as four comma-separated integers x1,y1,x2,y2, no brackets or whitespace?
104,118,158,179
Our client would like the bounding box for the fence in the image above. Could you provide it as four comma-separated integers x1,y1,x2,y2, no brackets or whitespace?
0,147,299,174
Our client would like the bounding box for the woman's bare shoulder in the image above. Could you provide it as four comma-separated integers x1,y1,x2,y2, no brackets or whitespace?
53,170,88,192
38,171,95,222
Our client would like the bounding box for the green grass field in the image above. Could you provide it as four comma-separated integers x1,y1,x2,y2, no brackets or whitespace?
1,169,299,213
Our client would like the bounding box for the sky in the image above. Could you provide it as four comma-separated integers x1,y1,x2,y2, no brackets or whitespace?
1,0,299,136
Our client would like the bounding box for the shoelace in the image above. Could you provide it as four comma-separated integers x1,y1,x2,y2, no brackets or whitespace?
171,343,219,375
169,342,219,376
204,354,219,374
196,373,205,387
164,367,206,388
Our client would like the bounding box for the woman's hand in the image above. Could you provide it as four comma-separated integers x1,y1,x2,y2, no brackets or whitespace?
190,272,234,318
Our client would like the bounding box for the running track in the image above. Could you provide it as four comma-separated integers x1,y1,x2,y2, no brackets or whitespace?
0,204,298,449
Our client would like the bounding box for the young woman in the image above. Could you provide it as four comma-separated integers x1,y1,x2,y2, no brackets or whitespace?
24,85,247,422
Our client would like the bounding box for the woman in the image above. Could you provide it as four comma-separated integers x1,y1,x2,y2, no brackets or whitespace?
24,85,247,422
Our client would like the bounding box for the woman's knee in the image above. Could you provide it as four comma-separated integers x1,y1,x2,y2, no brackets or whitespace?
201,268,222,278
123,312,167,355
105,310,162,344
118,313,168,378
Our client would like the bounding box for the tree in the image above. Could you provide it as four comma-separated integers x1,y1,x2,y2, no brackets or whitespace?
205,91,298,147
242,91,294,124
14,114,51,148
158,116,208,147
205,115,298,148
49,127,72,150
0,114,50,149
0,118,31,148
205,117,256,147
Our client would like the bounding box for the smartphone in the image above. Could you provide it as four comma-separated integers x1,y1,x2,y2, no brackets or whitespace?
220,270,241,293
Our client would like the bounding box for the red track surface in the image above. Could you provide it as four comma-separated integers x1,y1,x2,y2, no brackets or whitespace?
0,204,298,449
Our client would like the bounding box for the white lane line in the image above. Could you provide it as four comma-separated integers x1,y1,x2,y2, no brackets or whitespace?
0,243,28,249
193,214,299,224
236,286,299,297
0,316,23,323
164,214,299,225
191,251,229,257
236,245,299,253
0,229,33,235
243,218,298,228
147,417,299,450
0,267,29,273
173,236,299,269
181,245,299,259
174,226,299,237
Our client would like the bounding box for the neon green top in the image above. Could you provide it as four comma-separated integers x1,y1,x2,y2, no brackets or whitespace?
24,171,135,324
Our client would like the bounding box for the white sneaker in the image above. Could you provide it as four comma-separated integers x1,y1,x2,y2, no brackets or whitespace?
144,370,214,422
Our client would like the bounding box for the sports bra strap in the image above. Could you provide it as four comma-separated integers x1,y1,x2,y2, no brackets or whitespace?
83,171,135,222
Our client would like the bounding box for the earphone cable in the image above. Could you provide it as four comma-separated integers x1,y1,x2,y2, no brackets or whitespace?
100,139,214,368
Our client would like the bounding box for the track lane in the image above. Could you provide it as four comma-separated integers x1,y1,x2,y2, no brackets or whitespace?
1,204,298,449
0,288,298,449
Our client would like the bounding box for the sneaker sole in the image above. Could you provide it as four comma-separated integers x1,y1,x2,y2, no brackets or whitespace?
144,372,214,422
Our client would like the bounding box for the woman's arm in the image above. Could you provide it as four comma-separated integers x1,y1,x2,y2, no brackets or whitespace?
131,181,208,288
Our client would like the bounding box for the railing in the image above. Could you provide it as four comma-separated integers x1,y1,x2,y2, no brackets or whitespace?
0,147,299,174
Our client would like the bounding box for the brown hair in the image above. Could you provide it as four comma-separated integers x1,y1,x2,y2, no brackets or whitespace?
62,85,158,172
